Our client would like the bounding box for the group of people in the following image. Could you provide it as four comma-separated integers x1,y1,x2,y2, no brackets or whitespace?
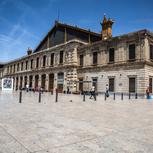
89,84,109,101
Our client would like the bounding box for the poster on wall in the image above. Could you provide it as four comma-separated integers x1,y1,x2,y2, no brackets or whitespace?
2,78,13,91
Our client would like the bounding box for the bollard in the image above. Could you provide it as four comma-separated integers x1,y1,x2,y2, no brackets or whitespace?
55,89,58,102
19,90,22,103
114,93,115,100
39,91,41,103
105,93,106,101
129,93,131,99
51,90,53,95
135,93,138,99
83,92,85,102
94,93,96,101
121,93,123,100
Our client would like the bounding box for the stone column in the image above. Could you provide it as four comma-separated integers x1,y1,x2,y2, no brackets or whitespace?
54,73,57,89
18,76,21,90
46,74,49,91
63,72,67,91
13,77,16,90
27,75,29,87
38,74,41,89
22,76,25,88
32,75,35,89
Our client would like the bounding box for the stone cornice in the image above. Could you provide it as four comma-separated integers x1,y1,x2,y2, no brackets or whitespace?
77,61,145,73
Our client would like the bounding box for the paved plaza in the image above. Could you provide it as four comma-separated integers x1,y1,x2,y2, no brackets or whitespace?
0,91,153,153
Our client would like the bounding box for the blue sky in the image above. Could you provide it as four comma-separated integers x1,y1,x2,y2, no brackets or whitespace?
0,0,153,62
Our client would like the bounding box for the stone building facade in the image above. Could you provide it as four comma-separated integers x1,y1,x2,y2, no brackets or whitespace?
1,16,153,94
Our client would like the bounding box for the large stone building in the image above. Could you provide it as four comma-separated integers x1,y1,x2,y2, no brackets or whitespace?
1,16,153,94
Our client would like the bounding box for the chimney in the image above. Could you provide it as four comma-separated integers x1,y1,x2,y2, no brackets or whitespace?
101,15,114,40
27,48,33,55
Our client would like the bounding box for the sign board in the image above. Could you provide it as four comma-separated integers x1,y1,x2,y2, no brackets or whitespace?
2,78,13,91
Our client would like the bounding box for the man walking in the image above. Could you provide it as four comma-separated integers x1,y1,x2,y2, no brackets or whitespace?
89,86,96,101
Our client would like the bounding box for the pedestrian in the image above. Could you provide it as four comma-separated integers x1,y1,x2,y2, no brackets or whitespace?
26,84,29,92
105,84,109,97
67,86,70,94
89,86,96,101
146,87,150,99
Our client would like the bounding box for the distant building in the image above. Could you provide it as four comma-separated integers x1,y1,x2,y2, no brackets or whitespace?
1,16,153,94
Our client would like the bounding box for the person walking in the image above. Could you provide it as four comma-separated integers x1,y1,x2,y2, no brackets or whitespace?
105,84,109,97
146,87,150,99
89,86,96,101
26,84,29,92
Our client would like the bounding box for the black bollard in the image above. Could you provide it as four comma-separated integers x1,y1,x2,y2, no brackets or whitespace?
19,90,22,103
94,93,96,101
105,93,106,101
121,93,123,100
39,91,41,103
83,92,85,102
55,89,58,102
114,93,115,100
129,93,131,99
135,93,138,99
51,90,53,95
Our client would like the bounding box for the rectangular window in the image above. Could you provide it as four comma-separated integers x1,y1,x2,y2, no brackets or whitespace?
36,57,39,68
150,45,153,60
26,61,28,70
59,51,64,64
17,63,19,71
31,59,33,69
92,78,98,91
149,78,152,93
21,62,23,71
80,54,84,66
109,78,115,92
51,53,54,66
129,77,136,93
79,78,83,91
14,64,16,73
10,66,12,73
109,48,115,63
7,67,9,74
93,52,97,65
43,55,46,67
129,44,136,60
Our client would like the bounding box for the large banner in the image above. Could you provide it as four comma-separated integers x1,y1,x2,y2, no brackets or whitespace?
2,78,13,91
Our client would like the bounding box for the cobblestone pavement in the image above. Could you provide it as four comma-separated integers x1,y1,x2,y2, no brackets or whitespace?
0,91,153,153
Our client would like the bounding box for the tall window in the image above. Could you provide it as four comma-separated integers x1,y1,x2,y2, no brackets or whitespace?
21,62,23,71
129,44,136,60
92,78,98,91
59,51,64,64
79,78,83,91
14,64,16,73
149,78,152,93
26,61,28,70
10,66,12,74
51,53,54,66
17,63,19,71
80,54,84,66
109,48,115,63
36,57,39,68
109,78,115,92
31,59,33,69
7,67,9,74
93,52,97,65
43,55,46,67
150,45,153,60
129,77,136,93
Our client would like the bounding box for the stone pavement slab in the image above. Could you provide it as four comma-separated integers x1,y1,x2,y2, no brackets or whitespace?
0,91,153,153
